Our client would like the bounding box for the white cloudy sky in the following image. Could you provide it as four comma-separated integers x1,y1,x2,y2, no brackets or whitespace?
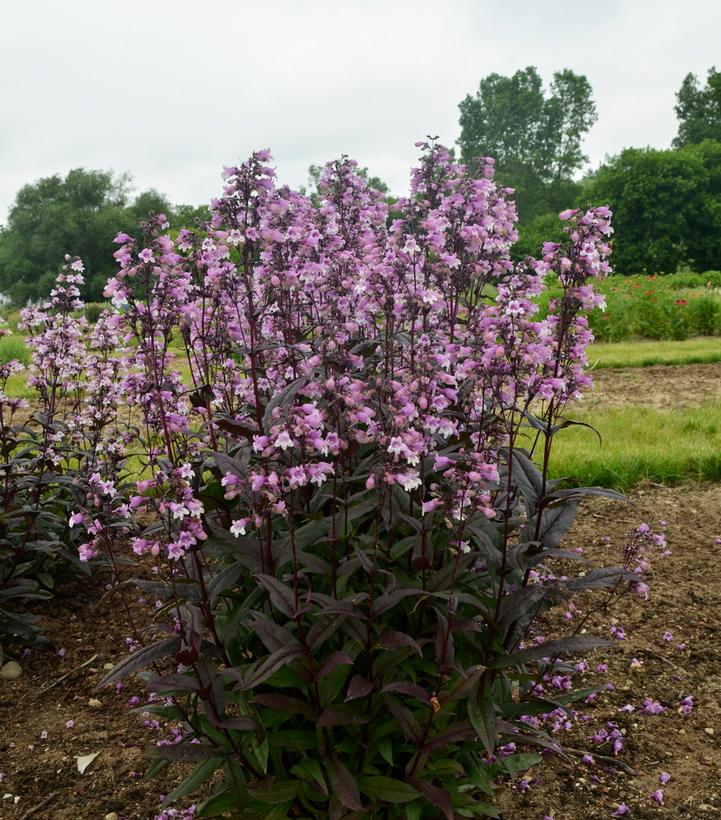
1,0,719,221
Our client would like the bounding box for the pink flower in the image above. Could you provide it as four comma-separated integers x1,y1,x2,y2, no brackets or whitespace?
643,698,665,715
230,519,249,537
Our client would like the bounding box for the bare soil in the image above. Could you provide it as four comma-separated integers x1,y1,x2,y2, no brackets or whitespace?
497,483,721,818
588,363,721,411
0,569,191,819
1,485,720,819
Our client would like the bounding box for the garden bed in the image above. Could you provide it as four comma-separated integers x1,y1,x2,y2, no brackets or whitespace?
2,484,720,819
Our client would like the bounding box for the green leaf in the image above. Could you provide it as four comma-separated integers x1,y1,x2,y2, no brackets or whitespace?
290,759,328,797
358,776,420,803
468,700,497,757
500,752,542,776
405,800,425,820
378,736,393,766
161,757,223,807
197,790,237,817
249,780,302,805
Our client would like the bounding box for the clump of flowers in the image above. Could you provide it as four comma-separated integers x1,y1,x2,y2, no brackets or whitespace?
0,258,128,653
97,142,629,817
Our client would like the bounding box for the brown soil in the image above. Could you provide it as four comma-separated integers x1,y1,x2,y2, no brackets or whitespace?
1,485,720,819
497,483,721,818
587,363,721,411
0,568,191,819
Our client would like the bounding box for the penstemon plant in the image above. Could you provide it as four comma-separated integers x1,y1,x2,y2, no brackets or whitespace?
93,142,639,818
0,260,129,655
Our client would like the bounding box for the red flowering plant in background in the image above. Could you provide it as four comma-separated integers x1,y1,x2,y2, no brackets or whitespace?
91,141,645,817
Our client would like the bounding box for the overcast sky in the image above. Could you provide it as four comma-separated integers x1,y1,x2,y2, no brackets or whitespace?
1,0,720,222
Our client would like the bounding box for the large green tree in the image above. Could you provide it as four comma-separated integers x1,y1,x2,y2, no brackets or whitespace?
673,66,721,148
458,67,597,221
0,170,207,304
582,141,721,274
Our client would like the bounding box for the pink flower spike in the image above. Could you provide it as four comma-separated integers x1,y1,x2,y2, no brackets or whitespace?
612,804,630,816
652,789,664,805
659,772,671,785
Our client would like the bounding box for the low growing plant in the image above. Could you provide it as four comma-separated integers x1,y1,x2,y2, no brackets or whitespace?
90,143,640,818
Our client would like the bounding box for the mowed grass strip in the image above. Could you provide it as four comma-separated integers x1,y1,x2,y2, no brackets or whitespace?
589,337,721,369
545,401,721,490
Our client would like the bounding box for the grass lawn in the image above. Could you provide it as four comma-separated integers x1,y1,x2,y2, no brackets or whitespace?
589,337,721,368
546,401,721,489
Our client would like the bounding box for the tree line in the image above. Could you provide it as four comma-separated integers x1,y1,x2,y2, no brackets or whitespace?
458,65,721,274
0,172,208,303
1,66,720,304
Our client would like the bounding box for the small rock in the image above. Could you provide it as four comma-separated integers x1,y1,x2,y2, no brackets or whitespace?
704,727,715,736
87,698,103,709
0,661,22,680
105,813,119,820
103,662,114,671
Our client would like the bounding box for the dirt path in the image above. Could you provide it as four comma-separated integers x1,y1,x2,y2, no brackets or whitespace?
587,363,721,411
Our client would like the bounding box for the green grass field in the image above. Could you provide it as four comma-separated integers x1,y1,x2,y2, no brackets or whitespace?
590,337,721,368
546,401,721,489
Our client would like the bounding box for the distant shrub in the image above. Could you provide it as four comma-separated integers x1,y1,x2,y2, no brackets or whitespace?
84,302,107,324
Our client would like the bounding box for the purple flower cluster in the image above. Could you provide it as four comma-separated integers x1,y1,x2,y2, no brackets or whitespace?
98,142,613,566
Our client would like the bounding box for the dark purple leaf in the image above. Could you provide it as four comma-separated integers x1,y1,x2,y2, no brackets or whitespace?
252,693,315,718
208,714,257,731
489,635,611,669
247,614,300,653
316,651,353,680
242,645,306,689
346,675,373,701
325,753,364,812
154,743,217,762
468,700,497,756
147,672,199,693
534,497,580,549
371,587,425,617
422,720,476,752
545,486,628,503
255,574,297,619
382,681,431,704
357,776,420,803
564,566,634,590
410,778,454,820
317,704,370,727
385,696,422,743
377,629,422,655
96,636,182,688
